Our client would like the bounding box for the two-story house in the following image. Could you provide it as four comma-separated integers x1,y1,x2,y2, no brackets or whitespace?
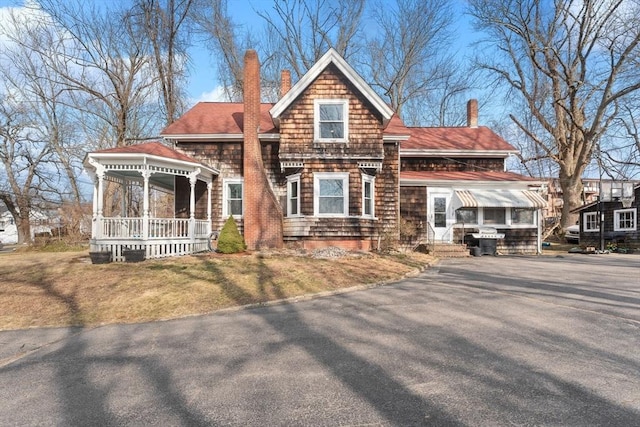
84,48,547,261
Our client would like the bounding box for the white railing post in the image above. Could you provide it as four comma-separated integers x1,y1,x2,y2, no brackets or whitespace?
207,181,212,236
189,170,199,243
142,169,151,240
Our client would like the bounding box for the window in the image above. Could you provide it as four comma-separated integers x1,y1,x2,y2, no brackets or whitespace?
362,174,375,217
314,99,348,142
456,208,478,224
314,173,349,216
583,211,599,232
223,179,243,218
511,208,534,225
614,208,636,231
287,174,300,217
483,208,505,224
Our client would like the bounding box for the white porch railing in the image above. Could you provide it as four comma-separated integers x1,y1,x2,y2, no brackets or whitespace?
93,217,212,261
100,217,210,239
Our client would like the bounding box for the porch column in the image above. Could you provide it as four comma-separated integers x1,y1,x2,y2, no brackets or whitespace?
188,170,199,243
207,181,212,235
89,161,106,240
121,179,127,217
88,171,98,238
142,169,151,240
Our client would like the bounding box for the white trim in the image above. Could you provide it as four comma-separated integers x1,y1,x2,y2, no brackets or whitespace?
314,172,349,217
383,134,411,141
314,99,349,143
270,48,393,127
162,133,280,142
400,149,517,158
222,178,244,219
614,208,636,231
287,174,301,217
583,211,600,232
361,173,375,218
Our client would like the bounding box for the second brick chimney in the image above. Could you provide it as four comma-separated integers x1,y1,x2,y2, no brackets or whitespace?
467,99,478,128
242,50,284,250
280,70,291,99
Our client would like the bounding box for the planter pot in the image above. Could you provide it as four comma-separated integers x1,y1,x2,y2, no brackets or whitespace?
90,251,112,264
123,249,145,263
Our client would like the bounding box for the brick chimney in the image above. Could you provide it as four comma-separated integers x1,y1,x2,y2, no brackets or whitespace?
280,70,291,99
467,99,478,128
242,49,283,250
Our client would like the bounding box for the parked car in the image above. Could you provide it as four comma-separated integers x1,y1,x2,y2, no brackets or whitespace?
565,224,580,244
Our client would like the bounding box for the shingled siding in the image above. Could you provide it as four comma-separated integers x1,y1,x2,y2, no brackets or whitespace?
400,187,428,244
275,63,399,248
278,63,385,160
281,156,396,243
401,157,504,172
174,142,243,233
497,228,538,254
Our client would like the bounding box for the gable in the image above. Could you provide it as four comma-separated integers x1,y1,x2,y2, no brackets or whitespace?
270,48,393,127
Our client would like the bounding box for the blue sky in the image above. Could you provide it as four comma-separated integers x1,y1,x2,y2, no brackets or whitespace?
187,0,478,105
0,0,478,107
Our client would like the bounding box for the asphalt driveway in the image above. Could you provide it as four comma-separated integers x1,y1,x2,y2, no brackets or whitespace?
1,253,638,426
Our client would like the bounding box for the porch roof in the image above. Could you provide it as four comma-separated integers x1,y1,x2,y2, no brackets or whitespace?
452,189,547,209
84,142,218,190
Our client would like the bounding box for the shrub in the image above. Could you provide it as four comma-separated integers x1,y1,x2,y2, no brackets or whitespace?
217,216,246,254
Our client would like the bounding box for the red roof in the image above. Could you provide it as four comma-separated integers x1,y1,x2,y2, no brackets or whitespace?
400,170,540,182
161,102,278,135
162,102,410,137
384,114,410,136
92,141,200,164
402,126,516,151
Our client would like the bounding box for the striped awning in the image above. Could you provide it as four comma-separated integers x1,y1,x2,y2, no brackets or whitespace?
452,189,547,209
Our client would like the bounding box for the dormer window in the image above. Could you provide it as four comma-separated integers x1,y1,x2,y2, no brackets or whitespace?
314,99,348,142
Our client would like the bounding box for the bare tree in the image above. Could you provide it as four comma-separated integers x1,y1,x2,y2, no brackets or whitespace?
0,96,54,244
34,0,159,147
258,0,365,80
0,5,89,243
196,0,365,102
363,0,457,120
134,0,195,125
193,0,247,101
469,0,640,227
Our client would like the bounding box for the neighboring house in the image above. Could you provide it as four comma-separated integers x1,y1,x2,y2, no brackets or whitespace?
542,178,639,229
0,210,54,244
85,48,547,261
571,183,639,250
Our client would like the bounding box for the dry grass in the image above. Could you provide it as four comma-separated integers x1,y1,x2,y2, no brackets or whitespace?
0,249,434,330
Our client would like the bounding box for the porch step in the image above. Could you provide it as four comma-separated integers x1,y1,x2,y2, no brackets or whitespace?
432,243,470,258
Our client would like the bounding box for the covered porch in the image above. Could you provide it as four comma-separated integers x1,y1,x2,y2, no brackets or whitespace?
84,142,218,262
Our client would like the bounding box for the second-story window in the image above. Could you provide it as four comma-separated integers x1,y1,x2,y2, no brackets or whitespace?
314,99,348,142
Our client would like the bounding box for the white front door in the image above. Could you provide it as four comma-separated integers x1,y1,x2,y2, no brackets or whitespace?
428,190,453,242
